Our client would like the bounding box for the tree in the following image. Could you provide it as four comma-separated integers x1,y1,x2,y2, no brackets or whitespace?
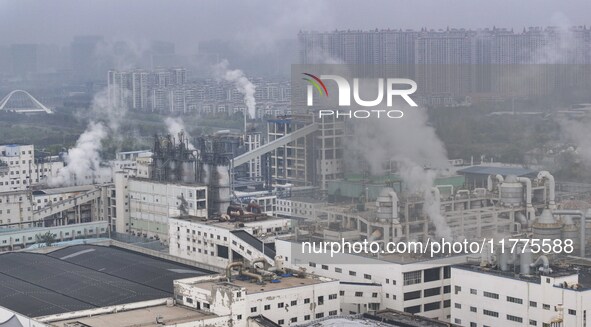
35,231,57,247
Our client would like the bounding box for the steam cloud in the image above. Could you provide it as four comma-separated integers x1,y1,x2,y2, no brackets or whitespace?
213,60,257,119
164,117,196,150
346,103,452,239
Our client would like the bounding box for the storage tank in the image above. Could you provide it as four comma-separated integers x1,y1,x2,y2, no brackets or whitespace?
561,215,580,252
520,247,533,275
500,175,523,207
533,209,563,241
376,187,398,222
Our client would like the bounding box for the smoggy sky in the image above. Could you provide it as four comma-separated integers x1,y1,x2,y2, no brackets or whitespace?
1,0,590,53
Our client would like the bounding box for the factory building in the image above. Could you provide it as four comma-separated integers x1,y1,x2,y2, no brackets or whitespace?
451,258,591,327
0,144,63,192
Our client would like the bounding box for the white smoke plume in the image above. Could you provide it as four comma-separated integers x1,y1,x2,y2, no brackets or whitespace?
213,59,257,119
49,122,110,187
559,119,591,165
346,103,452,238
164,117,196,150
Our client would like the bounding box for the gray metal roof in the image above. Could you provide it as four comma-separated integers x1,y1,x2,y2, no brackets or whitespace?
457,166,536,177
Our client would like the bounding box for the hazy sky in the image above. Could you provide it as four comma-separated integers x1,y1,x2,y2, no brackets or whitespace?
1,0,590,53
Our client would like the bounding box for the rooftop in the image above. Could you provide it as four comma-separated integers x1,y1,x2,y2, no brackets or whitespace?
47,304,218,327
184,273,331,295
0,245,213,317
457,165,537,177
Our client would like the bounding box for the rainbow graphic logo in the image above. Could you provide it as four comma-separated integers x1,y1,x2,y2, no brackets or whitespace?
302,73,328,97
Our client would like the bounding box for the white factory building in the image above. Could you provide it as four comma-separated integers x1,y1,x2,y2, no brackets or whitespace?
113,172,209,242
275,240,468,321
169,216,291,269
451,261,591,327
0,144,63,192
174,271,340,326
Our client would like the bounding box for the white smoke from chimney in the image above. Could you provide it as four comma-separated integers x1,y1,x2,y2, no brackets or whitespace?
164,117,196,150
213,59,256,119
49,122,109,187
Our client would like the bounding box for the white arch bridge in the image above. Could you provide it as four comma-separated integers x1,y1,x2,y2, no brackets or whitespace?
0,90,53,114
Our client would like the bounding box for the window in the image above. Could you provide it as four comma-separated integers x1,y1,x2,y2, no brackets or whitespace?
364,274,372,280
424,301,440,312
329,310,337,316
470,306,477,312
483,309,499,317
443,300,450,308
543,304,551,310
444,266,451,279
569,309,576,315
304,298,310,304
322,264,328,270
318,296,324,305
454,319,461,324
455,286,461,294
404,290,421,301
443,285,451,294
309,262,316,267
423,267,440,282
340,291,345,296
507,315,523,323
349,270,357,276
470,323,477,327
424,287,441,297
530,301,537,307
483,291,499,299
237,315,242,320
186,298,193,304
291,317,297,323
251,307,257,313
529,320,537,326
403,271,422,286
278,319,284,324
316,313,324,319
304,315,310,321
277,302,284,308
264,304,270,310
470,288,477,295
335,267,342,273
329,294,337,300
372,292,378,298
291,300,297,306
455,303,461,309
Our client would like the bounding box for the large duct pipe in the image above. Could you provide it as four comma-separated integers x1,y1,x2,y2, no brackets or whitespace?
551,210,587,257
241,270,263,283
226,262,243,281
389,191,399,220
515,212,528,228
530,255,552,274
516,177,535,220
251,257,267,269
537,171,556,210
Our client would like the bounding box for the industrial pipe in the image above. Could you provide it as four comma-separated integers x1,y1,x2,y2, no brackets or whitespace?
537,171,556,210
551,210,587,257
226,262,243,282
516,177,535,220
530,255,552,274
241,270,264,283
368,229,383,242
515,212,528,228
251,257,267,269
436,185,454,198
389,191,399,219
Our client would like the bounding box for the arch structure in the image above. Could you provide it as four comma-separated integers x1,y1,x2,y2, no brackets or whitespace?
0,90,53,113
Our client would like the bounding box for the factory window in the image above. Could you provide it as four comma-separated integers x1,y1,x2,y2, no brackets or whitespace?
340,291,345,296
291,317,297,323
569,309,576,315
454,303,461,309
250,307,257,313
403,271,422,286
483,309,499,317
264,304,270,310
470,306,477,312
404,290,421,301
304,298,310,304
443,285,451,294
304,315,310,321
277,302,284,308
507,296,523,304
454,319,461,325
423,267,440,282
386,293,389,299
372,292,378,298
530,301,537,307
321,265,328,270
507,315,523,323
386,278,389,284
236,292,241,298
424,287,441,297
470,288,477,295
315,313,324,319
237,315,242,320
443,300,451,308
309,262,316,267
543,304,551,310
329,310,337,316
186,298,193,304
424,301,440,312
529,320,537,326
318,296,324,305
470,323,476,327
335,267,342,273
483,291,499,299
354,292,363,297
404,305,421,314
364,274,372,280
